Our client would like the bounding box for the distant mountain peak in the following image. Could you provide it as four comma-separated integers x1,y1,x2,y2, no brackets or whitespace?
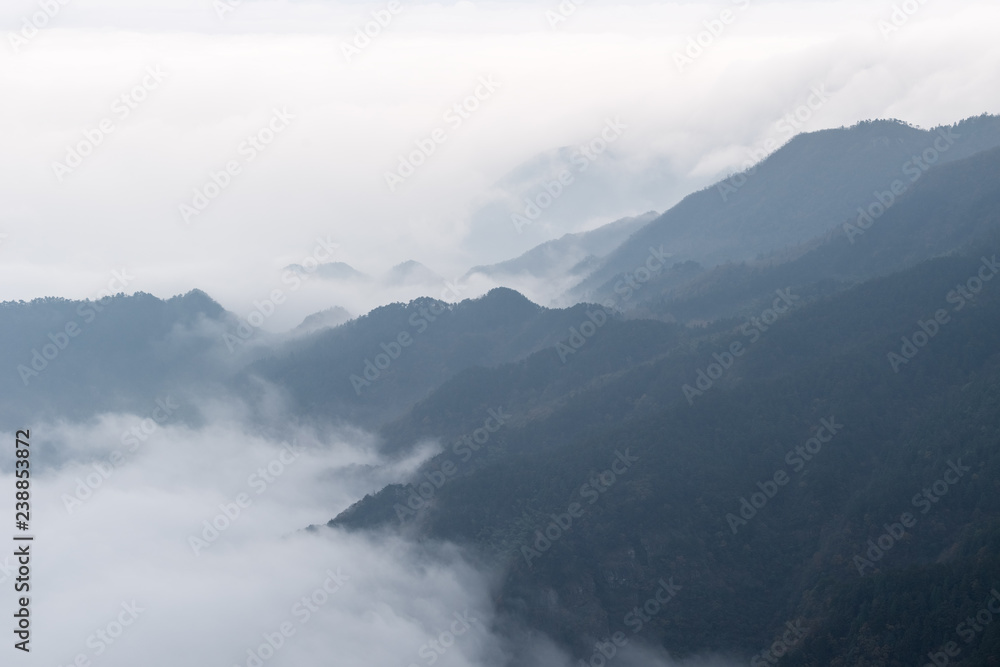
285,261,370,282
293,306,353,335
466,286,542,316
384,260,444,287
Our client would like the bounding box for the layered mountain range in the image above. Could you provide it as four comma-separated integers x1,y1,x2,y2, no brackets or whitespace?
5,114,1000,665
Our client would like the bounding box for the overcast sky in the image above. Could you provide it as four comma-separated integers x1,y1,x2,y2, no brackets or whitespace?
1,5,999,664
1,0,999,327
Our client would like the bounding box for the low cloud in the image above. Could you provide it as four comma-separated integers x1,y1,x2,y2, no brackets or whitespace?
0,400,500,666
0,395,754,666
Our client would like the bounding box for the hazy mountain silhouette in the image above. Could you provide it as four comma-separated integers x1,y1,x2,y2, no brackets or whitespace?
6,114,1000,665
570,114,1000,304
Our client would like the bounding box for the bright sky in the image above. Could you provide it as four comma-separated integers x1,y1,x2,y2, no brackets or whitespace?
1,0,998,326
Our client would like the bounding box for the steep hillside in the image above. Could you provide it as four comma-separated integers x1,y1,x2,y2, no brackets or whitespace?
332,250,1000,665
631,144,1000,323
571,114,1000,304
245,287,628,429
0,289,232,428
